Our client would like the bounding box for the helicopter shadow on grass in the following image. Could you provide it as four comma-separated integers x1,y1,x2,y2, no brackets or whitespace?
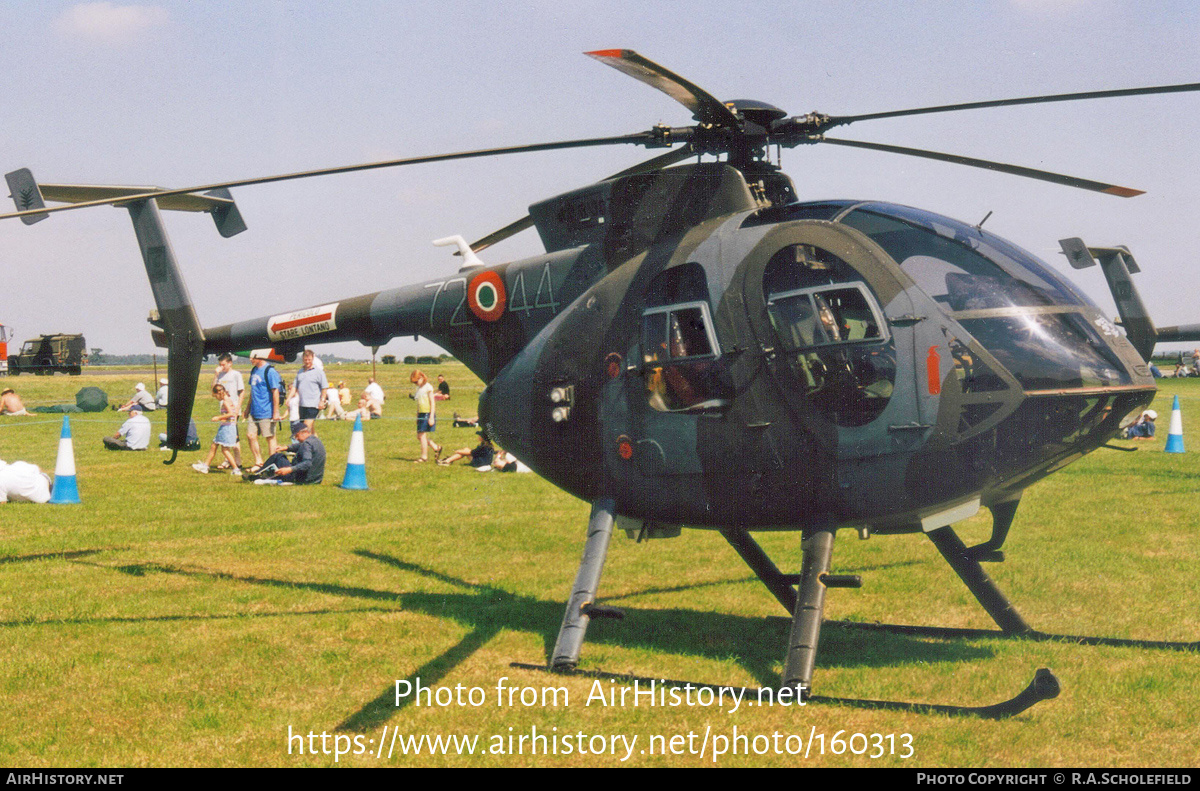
0,548,115,565
61,551,996,731
337,550,995,731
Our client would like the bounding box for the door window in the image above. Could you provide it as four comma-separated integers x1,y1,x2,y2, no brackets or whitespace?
642,301,727,412
766,282,895,426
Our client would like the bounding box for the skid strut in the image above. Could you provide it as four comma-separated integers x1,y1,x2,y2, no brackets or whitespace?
551,498,616,670
926,525,1031,634
782,529,835,695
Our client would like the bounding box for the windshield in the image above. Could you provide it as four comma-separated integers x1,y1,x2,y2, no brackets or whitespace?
833,202,1129,389
835,202,1096,311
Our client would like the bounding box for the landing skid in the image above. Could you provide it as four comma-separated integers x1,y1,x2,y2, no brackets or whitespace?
547,500,1067,718
510,662,1060,720
827,621,1200,652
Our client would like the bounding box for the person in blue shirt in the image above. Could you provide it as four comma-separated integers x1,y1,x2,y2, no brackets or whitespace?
1123,409,1157,439
243,352,282,470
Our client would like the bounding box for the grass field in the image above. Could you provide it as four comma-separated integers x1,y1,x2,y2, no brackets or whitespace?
1,363,1198,767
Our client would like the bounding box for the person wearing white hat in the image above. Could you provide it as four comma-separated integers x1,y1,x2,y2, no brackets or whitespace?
104,406,152,450
117,382,157,412
1123,409,1157,440
155,378,169,408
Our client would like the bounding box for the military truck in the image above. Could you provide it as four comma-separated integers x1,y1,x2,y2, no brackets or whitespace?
6,333,87,375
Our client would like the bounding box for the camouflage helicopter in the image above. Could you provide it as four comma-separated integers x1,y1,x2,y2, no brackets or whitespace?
7,50,1200,717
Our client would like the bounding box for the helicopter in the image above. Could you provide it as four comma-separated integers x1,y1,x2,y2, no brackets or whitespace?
6,49,1200,718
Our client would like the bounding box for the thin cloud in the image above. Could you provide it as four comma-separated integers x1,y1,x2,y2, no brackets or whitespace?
54,2,169,45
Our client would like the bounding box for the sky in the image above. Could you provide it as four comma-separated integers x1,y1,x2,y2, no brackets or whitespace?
1,0,1199,359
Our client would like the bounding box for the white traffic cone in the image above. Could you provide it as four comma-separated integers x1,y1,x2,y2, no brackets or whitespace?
48,416,81,504
1165,395,1185,453
339,414,369,490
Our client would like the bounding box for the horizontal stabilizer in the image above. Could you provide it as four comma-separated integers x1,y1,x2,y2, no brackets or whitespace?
1059,237,1140,273
4,172,247,237
39,183,236,212
5,168,48,225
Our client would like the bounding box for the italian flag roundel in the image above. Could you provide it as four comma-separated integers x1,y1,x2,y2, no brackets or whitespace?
468,270,506,322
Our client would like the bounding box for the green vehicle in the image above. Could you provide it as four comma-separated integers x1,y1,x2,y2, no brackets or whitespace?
6,333,87,375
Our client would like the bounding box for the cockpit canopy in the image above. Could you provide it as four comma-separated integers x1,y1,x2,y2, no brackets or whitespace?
747,200,1131,392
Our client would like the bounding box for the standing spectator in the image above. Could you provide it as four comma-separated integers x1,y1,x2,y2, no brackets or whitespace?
1,388,32,416
410,369,441,462
214,354,246,469
192,384,242,475
103,406,151,450
155,378,169,407
214,354,246,410
243,351,282,470
435,374,451,401
285,382,300,437
117,383,157,412
294,349,328,432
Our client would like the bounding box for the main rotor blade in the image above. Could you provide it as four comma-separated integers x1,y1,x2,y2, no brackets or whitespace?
467,144,697,253
0,133,657,223
825,81,1200,129
586,49,741,129
820,136,1144,197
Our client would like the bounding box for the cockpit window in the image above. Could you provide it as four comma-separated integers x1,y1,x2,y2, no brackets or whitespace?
761,243,896,426
769,286,885,349
836,203,1095,311
642,301,727,412
956,313,1131,390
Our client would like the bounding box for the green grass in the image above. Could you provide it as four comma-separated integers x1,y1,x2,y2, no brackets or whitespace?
1,366,1199,766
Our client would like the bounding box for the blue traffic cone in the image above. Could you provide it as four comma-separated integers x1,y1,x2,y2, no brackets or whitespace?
48,416,81,504
1165,395,1186,453
339,414,369,490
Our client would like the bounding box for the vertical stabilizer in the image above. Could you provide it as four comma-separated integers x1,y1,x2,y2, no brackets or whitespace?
127,199,206,456
1059,237,1156,361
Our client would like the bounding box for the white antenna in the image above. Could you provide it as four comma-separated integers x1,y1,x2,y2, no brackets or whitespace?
432,235,485,271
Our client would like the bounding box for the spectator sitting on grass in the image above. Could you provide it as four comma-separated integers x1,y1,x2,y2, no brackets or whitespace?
117,383,157,412
103,406,151,451
438,430,494,468
159,418,201,451
1,388,32,416
1123,409,1157,440
244,421,326,485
